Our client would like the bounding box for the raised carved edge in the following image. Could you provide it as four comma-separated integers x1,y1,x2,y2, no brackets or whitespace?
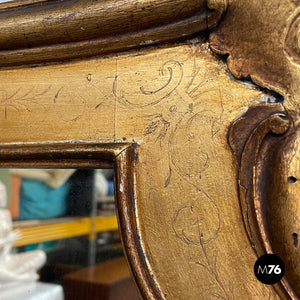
114,144,164,300
228,104,297,300
0,0,227,67
0,141,162,299
0,0,56,10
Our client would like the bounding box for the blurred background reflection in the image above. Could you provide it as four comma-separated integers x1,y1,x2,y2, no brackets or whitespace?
0,168,140,300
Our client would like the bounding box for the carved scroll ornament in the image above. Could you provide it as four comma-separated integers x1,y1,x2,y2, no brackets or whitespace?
228,105,298,299
210,0,300,299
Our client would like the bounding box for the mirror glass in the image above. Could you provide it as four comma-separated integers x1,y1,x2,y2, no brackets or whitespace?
0,168,140,299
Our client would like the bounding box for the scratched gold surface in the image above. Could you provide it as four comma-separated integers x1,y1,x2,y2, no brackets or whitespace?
0,42,280,299
210,1,300,298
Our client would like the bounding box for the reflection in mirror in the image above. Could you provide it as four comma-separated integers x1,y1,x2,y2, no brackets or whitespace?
0,168,139,299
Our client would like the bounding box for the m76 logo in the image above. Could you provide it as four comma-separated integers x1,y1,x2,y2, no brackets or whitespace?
257,265,282,275
254,254,285,284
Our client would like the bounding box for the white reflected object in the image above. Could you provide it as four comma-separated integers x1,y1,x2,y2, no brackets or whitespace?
0,281,64,300
0,181,7,208
94,170,109,197
10,169,75,188
0,209,46,287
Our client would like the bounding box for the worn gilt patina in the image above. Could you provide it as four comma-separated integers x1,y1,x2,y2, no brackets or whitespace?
0,0,299,299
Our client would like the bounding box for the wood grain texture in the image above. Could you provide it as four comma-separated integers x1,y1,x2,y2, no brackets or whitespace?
0,0,227,67
63,257,140,300
0,40,282,299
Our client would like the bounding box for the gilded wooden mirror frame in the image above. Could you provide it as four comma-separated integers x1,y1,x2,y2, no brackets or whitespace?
2,0,300,299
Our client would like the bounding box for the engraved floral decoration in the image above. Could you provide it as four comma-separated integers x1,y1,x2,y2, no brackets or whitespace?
0,86,50,120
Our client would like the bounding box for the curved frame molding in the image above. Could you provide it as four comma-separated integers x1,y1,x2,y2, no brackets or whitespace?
0,0,227,67
0,141,162,299
228,104,298,300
